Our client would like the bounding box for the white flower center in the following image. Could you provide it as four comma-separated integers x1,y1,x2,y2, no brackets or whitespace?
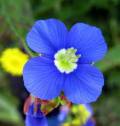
54,47,81,74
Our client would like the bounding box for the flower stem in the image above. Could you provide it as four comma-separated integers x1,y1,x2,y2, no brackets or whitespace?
6,17,35,57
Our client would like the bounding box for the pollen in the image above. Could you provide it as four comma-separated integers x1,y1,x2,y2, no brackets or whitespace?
54,47,80,74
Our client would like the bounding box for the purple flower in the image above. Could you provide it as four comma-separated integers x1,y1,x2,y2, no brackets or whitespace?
23,18,107,104
25,103,48,126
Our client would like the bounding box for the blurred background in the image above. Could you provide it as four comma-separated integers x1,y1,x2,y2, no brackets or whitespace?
0,0,120,126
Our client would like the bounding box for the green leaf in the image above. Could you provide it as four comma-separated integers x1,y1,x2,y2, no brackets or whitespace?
0,94,23,125
96,45,120,72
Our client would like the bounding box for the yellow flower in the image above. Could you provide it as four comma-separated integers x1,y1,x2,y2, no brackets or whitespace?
71,119,81,125
71,105,91,125
78,105,90,124
0,48,29,76
71,105,78,114
62,122,71,126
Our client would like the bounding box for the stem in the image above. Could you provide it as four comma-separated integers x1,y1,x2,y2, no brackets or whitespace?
6,18,34,57
1,0,35,57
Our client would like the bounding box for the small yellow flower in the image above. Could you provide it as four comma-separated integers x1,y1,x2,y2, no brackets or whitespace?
71,105,78,114
71,105,91,125
78,105,90,124
0,48,29,76
62,122,71,126
71,119,81,125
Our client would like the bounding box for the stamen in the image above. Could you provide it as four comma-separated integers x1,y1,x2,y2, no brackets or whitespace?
54,47,81,74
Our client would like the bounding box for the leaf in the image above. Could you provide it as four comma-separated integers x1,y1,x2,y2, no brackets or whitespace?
0,94,23,125
96,45,120,72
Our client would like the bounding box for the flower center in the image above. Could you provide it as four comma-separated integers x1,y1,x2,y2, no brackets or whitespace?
54,47,80,74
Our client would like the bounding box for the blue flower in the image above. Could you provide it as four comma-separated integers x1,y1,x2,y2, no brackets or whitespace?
84,119,95,126
23,18,107,104
58,105,70,122
25,103,48,126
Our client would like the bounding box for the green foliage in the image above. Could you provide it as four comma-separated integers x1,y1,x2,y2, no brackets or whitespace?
93,91,120,126
96,45,120,72
108,69,120,88
0,0,35,56
0,92,23,126
0,0,33,37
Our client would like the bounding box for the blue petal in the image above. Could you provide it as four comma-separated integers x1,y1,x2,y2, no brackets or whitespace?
25,115,48,126
27,104,34,116
26,18,68,56
58,106,69,122
25,103,48,126
84,119,95,126
63,65,104,104
84,104,93,116
26,104,43,117
66,23,107,63
23,56,64,100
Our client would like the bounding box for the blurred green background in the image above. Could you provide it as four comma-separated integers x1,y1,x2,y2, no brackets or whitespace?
0,0,120,126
